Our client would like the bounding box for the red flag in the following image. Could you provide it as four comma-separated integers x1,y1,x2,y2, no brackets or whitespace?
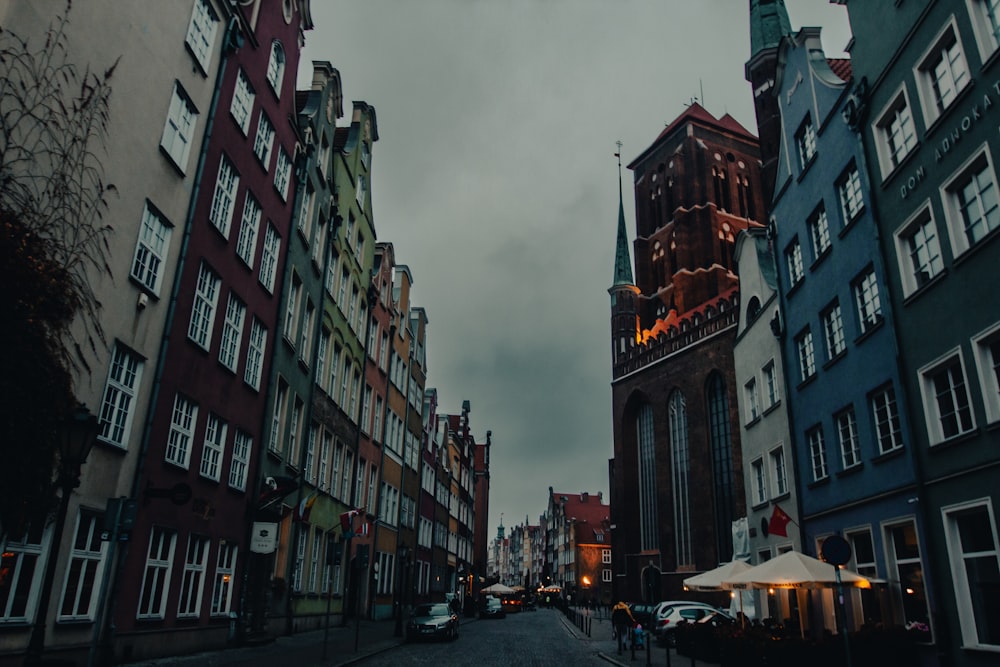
768,504,793,537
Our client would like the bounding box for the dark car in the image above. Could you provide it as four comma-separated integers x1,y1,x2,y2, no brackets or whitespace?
629,602,657,629
406,602,460,641
479,597,506,619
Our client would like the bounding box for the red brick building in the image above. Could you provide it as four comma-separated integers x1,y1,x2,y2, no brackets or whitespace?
609,104,764,602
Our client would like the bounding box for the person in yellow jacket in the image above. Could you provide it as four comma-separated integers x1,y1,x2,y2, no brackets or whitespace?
611,601,636,655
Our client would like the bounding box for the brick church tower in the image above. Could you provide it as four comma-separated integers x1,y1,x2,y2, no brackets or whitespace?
608,105,764,602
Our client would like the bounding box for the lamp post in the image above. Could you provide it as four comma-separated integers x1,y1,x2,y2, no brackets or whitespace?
24,404,99,666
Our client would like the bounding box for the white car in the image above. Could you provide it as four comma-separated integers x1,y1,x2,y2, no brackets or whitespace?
651,601,721,645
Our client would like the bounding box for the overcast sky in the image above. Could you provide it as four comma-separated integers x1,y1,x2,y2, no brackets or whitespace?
298,1,852,542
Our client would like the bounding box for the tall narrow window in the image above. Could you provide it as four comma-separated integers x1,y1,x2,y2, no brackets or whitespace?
785,238,804,286
943,150,1000,253
838,163,865,224
636,404,658,552
209,156,239,238
184,0,218,72
219,294,246,372
229,429,250,491
58,510,105,620
98,344,144,449
943,500,1000,647
210,541,237,616
266,41,286,96
165,395,198,468
160,83,197,172
275,149,292,201
709,374,736,562
871,385,904,455
188,263,220,350
244,318,267,390
822,302,846,360
796,115,817,169
920,354,975,444
137,527,176,619
808,206,831,259
808,425,828,481
236,193,261,267
853,269,883,334
669,391,691,567
874,88,917,175
131,202,172,295
751,458,767,506
916,22,970,121
895,206,943,295
770,446,788,496
200,414,227,481
259,224,281,293
886,521,931,639
230,69,254,135
796,329,816,382
177,535,209,618
837,408,861,469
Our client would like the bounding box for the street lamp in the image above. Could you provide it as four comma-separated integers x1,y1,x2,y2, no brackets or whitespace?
24,403,99,666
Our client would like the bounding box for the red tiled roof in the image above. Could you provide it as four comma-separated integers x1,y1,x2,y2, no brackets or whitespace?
631,103,758,169
827,58,852,82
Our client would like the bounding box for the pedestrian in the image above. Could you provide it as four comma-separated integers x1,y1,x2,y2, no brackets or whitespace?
611,601,636,656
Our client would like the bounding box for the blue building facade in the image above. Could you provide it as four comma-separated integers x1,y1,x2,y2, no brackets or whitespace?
771,28,930,635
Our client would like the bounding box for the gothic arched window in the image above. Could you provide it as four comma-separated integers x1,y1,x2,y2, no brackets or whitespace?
669,391,692,566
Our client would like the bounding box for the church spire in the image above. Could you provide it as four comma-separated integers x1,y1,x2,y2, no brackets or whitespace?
749,0,793,58
612,141,633,288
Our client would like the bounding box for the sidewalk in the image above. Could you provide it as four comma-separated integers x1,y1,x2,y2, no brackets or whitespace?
558,606,720,667
122,616,411,667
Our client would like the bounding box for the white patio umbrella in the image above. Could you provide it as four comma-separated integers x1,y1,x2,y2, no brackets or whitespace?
722,550,870,639
682,559,753,591
721,550,871,591
482,582,515,594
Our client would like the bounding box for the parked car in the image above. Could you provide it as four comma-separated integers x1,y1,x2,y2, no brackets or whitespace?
653,603,730,646
406,602,460,641
479,597,507,619
501,595,523,612
629,602,658,629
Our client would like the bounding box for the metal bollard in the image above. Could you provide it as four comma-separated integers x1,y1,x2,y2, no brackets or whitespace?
646,630,651,666
631,628,636,661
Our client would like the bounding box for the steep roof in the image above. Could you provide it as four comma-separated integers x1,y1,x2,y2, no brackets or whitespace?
629,103,757,170
827,58,852,82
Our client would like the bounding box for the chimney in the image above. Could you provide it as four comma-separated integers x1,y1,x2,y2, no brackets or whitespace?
582,492,589,502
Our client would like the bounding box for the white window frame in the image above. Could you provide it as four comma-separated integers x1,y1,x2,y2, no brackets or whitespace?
230,69,254,135
822,301,846,360
939,144,1000,258
219,293,246,373
236,193,261,267
785,238,804,286
918,347,976,445
914,17,971,126
160,82,198,172
882,518,932,638
210,541,237,616
770,445,788,497
57,510,106,621
744,377,760,424
177,534,209,618
893,202,944,297
763,360,779,408
796,329,816,382
184,0,218,72
229,429,251,491
131,202,173,295
871,384,904,455
942,498,1000,649
967,0,1000,63
259,224,280,293
209,156,239,238
244,318,267,390
853,269,883,335
188,263,221,350
750,457,768,506
98,344,144,449
137,526,176,620
274,148,292,201
808,425,828,481
972,321,1000,424
253,112,275,168
796,115,817,169
872,84,918,178
837,407,861,469
808,205,831,258
165,394,197,470
266,40,285,96
838,163,865,225
199,413,226,481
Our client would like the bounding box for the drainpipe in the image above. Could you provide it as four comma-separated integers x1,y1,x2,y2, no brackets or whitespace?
92,16,243,665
